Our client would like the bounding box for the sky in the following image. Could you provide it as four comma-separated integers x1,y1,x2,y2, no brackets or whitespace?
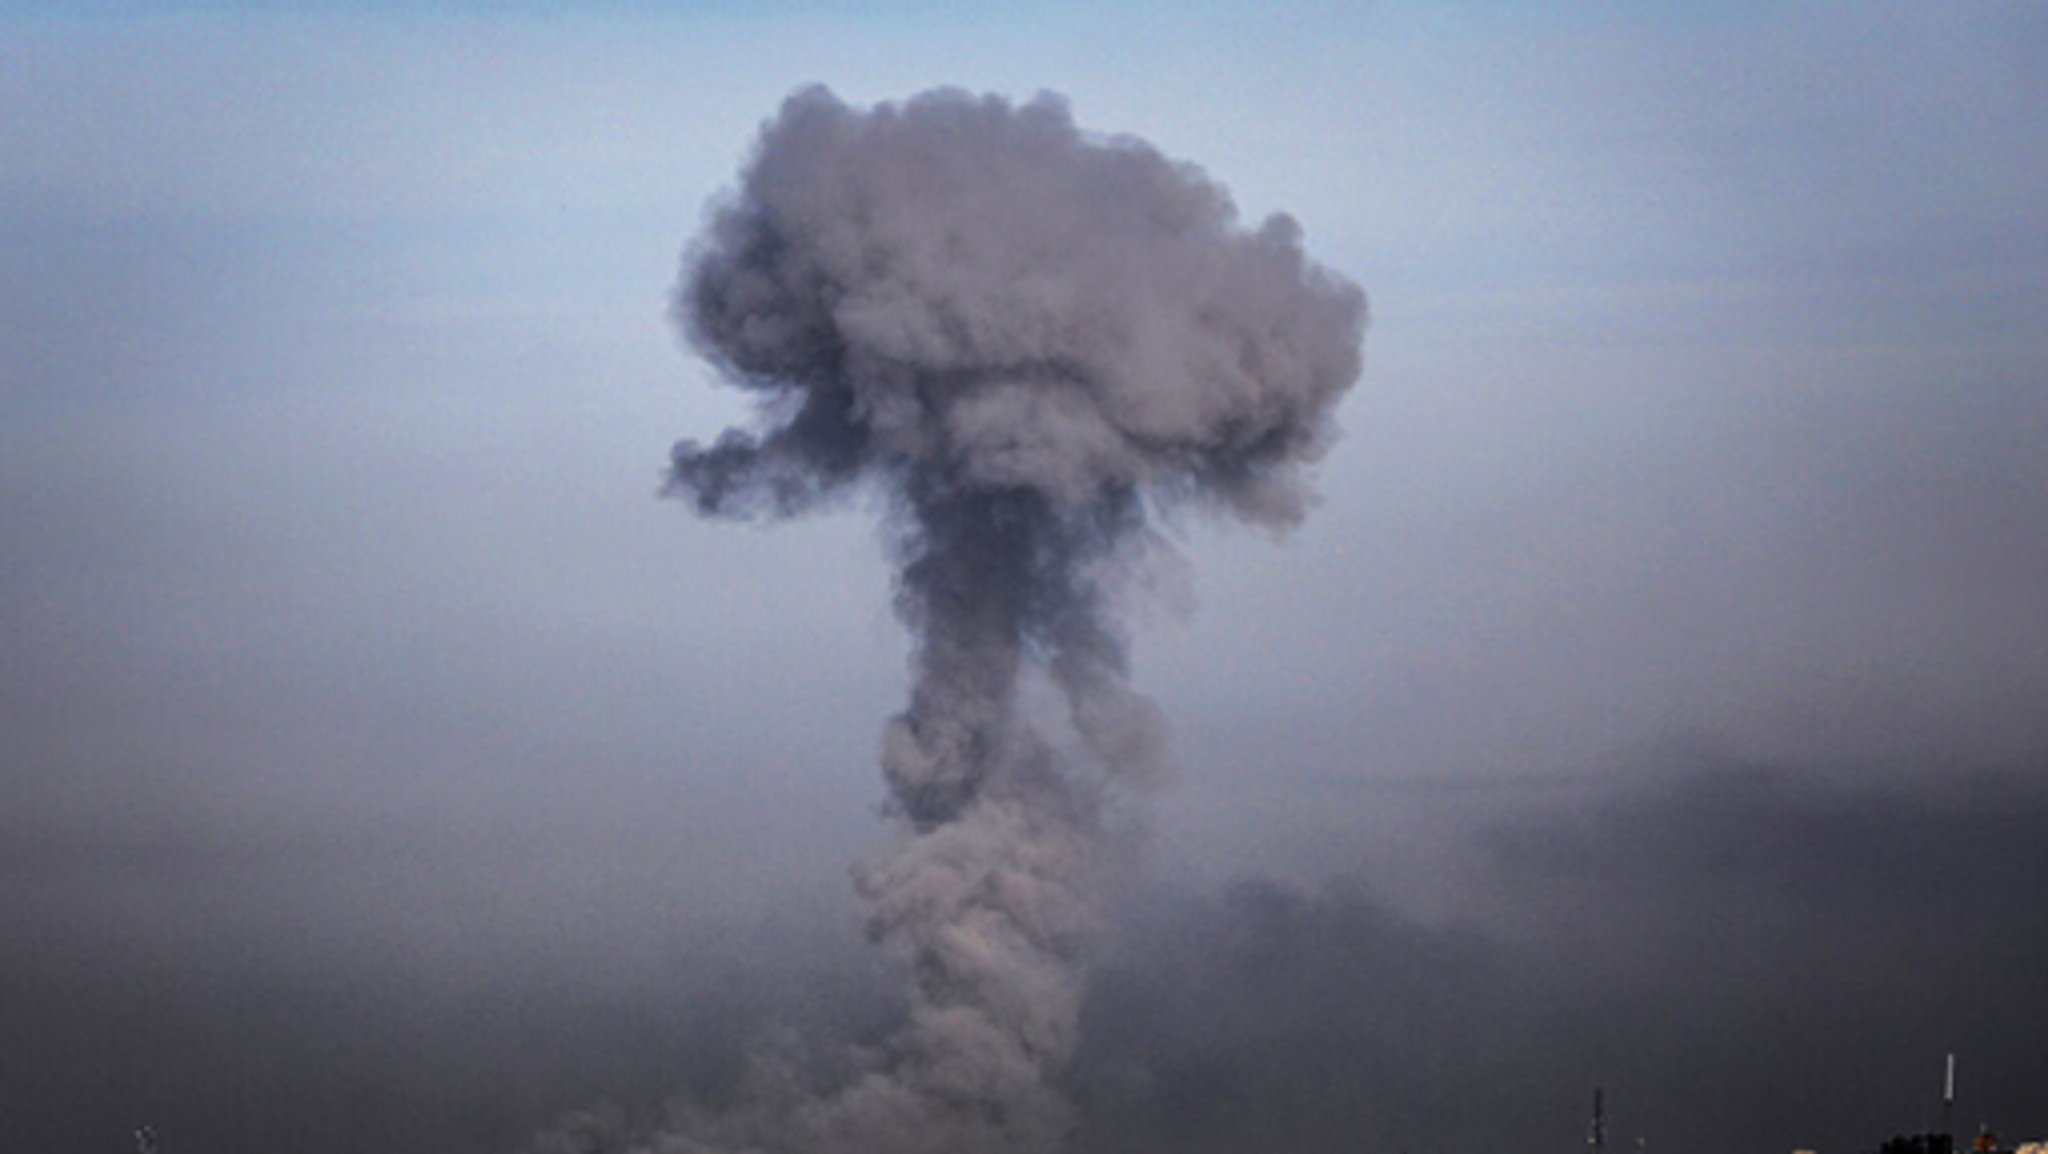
3,3,2046,1153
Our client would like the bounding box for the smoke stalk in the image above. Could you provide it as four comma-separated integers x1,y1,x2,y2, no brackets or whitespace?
573,86,1364,1154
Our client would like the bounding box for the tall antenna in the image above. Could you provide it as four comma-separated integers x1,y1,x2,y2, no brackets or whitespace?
1943,1053,1957,1137
1588,1088,1608,1154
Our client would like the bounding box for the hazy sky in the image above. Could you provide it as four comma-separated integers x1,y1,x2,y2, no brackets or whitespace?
4,4,2045,1153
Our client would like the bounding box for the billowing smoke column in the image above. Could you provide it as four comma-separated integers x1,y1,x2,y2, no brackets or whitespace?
588,86,1362,1154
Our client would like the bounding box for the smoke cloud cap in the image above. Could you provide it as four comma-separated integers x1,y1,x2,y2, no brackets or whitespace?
670,84,1365,526
611,86,1365,1154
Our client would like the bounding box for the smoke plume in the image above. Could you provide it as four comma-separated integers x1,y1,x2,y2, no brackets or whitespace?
561,86,1364,1154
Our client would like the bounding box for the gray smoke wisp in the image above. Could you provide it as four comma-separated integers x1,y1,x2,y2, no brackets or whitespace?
555,87,1364,1154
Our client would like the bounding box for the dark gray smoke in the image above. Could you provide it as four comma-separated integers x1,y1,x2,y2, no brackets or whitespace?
553,86,1364,1154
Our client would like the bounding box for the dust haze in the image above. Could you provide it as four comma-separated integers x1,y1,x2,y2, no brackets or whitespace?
4,6,2046,1154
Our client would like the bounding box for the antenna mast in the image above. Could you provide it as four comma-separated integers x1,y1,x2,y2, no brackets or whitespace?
1943,1053,1957,1137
